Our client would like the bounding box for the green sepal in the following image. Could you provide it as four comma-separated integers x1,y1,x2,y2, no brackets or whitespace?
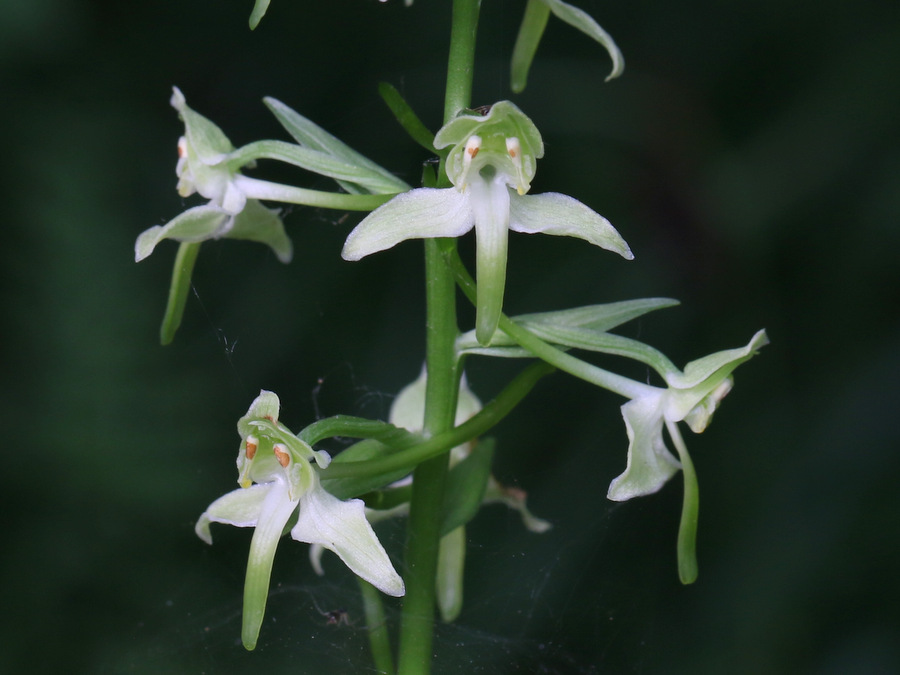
439,438,494,536
378,81,438,154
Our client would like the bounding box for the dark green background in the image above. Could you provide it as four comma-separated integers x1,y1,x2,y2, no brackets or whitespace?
2,0,898,672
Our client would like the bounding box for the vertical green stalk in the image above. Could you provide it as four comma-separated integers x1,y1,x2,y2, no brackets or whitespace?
396,2,480,673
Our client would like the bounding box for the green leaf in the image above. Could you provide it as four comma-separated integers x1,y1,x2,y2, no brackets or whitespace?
378,81,438,153
225,198,293,263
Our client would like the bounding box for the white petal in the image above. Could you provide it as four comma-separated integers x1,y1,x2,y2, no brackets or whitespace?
292,485,405,597
509,192,633,259
342,188,472,261
607,393,681,501
135,205,230,262
194,483,273,544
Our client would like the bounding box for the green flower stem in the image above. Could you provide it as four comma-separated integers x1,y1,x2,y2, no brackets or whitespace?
321,361,554,483
397,4,481,672
300,415,418,448
443,243,654,400
396,238,459,675
359,578,395,675
443,0,481,123
160,241,200,345
232,175,398,211
667,420,699,584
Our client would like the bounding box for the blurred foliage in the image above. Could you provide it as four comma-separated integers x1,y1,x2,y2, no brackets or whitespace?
2,0,899,672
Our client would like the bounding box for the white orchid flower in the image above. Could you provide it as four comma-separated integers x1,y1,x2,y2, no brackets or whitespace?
606,329,769,501
135,88,293,264
342,101,633,345
195,391,404,650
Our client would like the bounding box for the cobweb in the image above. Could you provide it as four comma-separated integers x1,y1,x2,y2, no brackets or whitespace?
105,288,667,674
104,490,665,675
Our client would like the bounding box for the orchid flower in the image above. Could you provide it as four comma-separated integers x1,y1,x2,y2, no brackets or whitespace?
342,101,633,346
606,330,769,502
195,391,404,650
458,302,766,583
600,329,769,583
135,87,293,265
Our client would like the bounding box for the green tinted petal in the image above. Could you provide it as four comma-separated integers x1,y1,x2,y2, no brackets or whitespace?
607,394,681,501
342,188,472,261
509,191,633,259
135,205,229,262
666,329,768,389
292,483,405,597
224,198,293,263
170,87,234,163
195,484,271,544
